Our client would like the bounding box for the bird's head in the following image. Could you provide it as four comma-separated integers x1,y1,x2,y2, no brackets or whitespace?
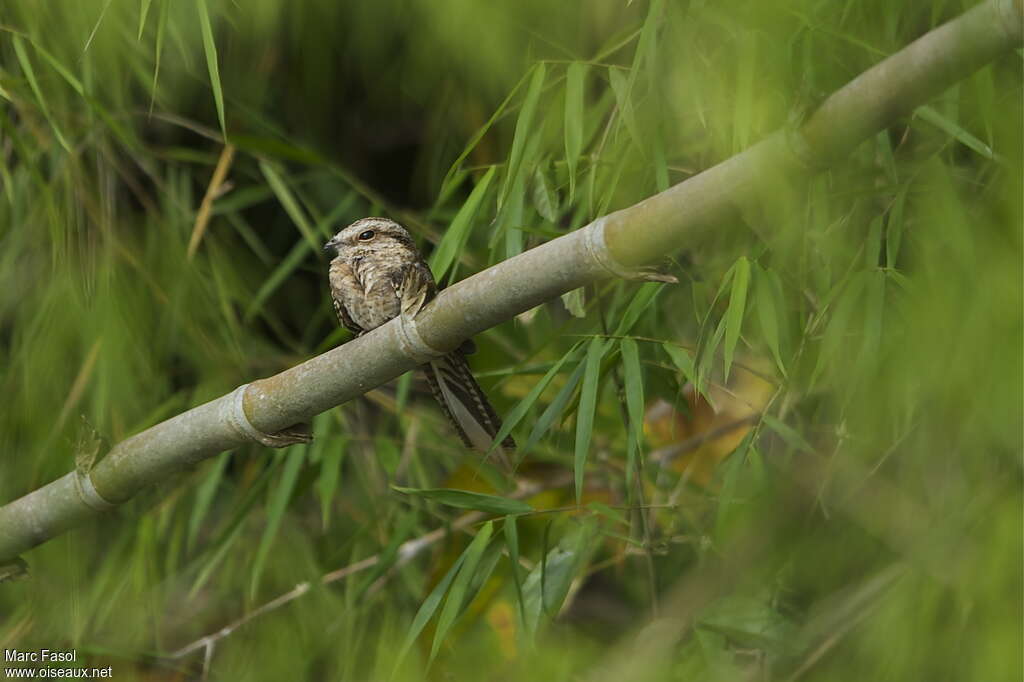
324,217,416,260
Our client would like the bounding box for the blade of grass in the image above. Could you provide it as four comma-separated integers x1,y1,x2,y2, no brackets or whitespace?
197,0,227,137
12,36,71,153
259,160,320,250
187,452,230,551
138,0,153,40
245,237,312,319
250,446,307,597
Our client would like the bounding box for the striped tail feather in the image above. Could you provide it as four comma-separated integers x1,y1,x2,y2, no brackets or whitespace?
423,351,515,469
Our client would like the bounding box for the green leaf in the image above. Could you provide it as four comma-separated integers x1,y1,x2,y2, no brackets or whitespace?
486,343,582,457
392,551,467,677
197,0,227,137
865,214,883,268
12,36,71,153
861,270,886,366
504,515,526,628
430,166,496,283
499,63,547,209
620,338,645,487
138,0,153,40
662,343,696,385
561,287,586,317
763,414,813,454
608,67,643,152
812,271,869,386
532,165,559,222
187,452,230,551
723,257,750,380
430,521,494,662
714,432,753,542
392,487,533,516
251,447,307,597
612,282,664,336
316,420,345,529
246,237,312,318
523,361,586,453
886,186,907,268
574,338,606,503
564,62,586,202
916,105,997,161
522,546,575,636
755,266,787,378
259,160,320,251
439,69,531,199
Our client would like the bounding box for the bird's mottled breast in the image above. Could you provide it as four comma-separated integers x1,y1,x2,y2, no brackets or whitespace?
329,256,402,331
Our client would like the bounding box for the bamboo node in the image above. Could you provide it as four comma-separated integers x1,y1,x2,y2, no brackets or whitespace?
226,385,312,448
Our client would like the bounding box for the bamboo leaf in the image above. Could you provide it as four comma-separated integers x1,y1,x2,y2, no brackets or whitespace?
561,287,586,318
532,165,558,223
574,338,606,503
197,0,227,137
430,521,494,662
259,160,320,250
564,62,586,202
393,553,468,676
523,361,586,453
755,265,787,378
662,343,696,386
612,282,664,336
763,414,813,454
499,63,547,209
392,487,533,516
486,343,582,457
439,69,531,198
504,515,526,628
608,67,643,152
430,166,496,283
620,338,645,487
251,446,307,597
723,257,750,381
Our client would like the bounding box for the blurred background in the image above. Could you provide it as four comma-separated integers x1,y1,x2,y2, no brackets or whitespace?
0,0,1020,679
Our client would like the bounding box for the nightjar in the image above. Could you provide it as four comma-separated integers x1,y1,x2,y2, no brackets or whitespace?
324,217,515,465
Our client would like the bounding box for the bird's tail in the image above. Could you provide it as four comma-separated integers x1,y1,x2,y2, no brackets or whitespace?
424,352,515,470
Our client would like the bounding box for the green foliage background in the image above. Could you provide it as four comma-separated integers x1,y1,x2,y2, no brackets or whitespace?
0,0,1020,680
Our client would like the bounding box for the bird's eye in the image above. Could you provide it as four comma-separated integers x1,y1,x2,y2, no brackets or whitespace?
358,230,375,241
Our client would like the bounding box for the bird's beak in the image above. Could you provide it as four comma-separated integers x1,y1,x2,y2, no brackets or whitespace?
323,239,337,254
